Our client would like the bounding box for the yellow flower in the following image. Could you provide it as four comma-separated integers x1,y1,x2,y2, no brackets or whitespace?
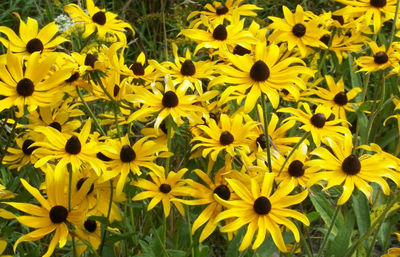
187,0,262,28
132,168,189,217
215,173,309,252
307,135,399,205
278,103,350,146
0,51,71,117
0,14,67,56
64,0,134,41
217,41,314,112
5,168,90,257
355,41,397,72
268,5,328,57
192,113,258,161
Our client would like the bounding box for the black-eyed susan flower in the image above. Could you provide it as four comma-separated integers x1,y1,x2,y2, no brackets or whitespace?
268,5,328,57
127,76,208,130
0,51,71,117
335,0,399,33
218,41,314,112
124,52,157,82
0,14,67,56
278,103,350,146
179,12,256,54
310,75,361,124
355,42,398,72
192,113,258,161
149,43,216,95
32,119,106,178
98,135,170,198
178,168,233,242
3,134,39,171
271,143,319,188
5,168,90,257
64,0,134,41
187,0,262,28
307,135,399,205
132,168,189,217
27,99,83,134
215,173,309,252
75,217,101,252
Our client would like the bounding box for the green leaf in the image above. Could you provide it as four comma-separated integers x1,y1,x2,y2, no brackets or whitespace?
351,192,370,248
326,209,355,257
309,190,344,235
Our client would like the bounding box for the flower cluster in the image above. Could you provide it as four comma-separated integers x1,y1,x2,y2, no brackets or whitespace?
0,0,400,256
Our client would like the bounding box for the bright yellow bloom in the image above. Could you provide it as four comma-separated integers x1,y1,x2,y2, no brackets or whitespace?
64,0,134,41
307,135,399,205
0,14,67,56
215,173,309,252
132,168,189,217
355,42,397,72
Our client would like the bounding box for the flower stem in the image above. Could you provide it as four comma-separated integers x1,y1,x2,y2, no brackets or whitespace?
76,87,107,136
316,205,340,257
185,205,195,257
344,193,400,257
99,180,114,256
277,131,310,177
260,93,273,173
165,116,173,174
388,0,400,46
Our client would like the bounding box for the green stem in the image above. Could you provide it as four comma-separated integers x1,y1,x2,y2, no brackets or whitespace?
316,205,340,257
388,0,400,46
149,216,170,257
318,28,336,76
185,206,195,257
260,93,273,173
299,226,313,257
277,131,310,177
76,87,107,136
344,193,400,257
99,180,114,256
366,217,385,257
165,116,173,174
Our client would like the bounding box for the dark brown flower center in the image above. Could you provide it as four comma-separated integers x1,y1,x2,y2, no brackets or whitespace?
253,196,271,215
26,38,44,53
162,91,179,108
213,185,230,200
120,145,136,163
342,154,361,175
49,205,68,224
370,0,387,8
310,113,326,128
159,183,171,193
374,51,388,64
281,89,289,95
76,177,94,195
92,11,106,25
97,152,112,161
333,92,348,106
288,160,305,177
180,59,196,76
332,15,344,25
256,134,267,149
84,54,98,68
216,5,229,15
49,122,62,132
213,25,227,41
219,131,234,145
292,23,306,37
113,84,120,97
233,44,251,56
16,78,34,97
250,60,270,82
320,34,330,46
130,62,145,76
65,135,81,155
22,139,38,155
65,72,80,83
84,219,97,233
